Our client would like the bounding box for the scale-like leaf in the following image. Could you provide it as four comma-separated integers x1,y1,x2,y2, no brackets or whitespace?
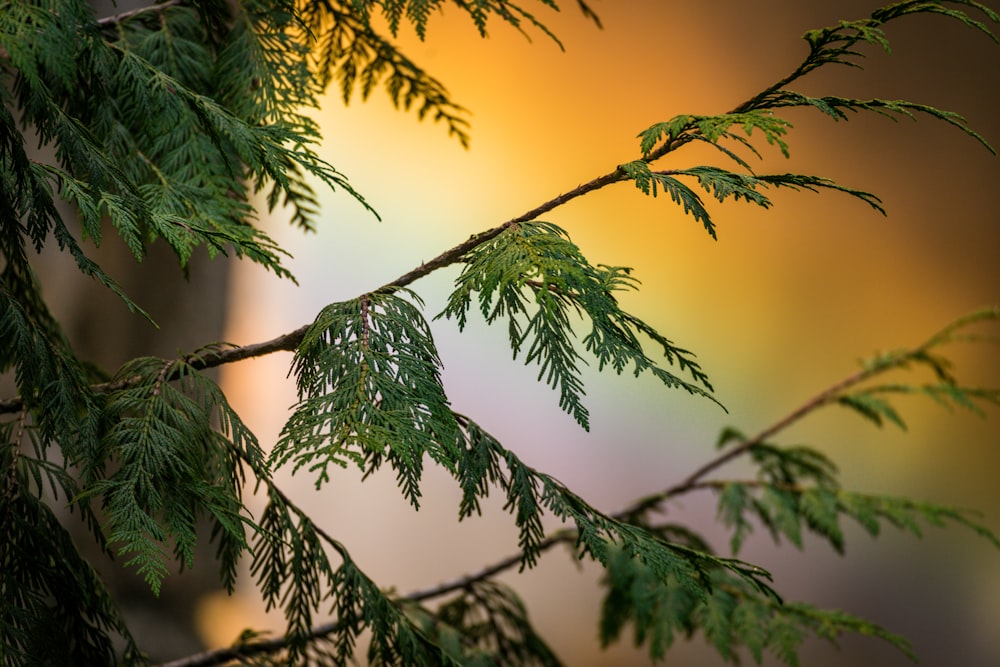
440,221,718,430
274,290,460,505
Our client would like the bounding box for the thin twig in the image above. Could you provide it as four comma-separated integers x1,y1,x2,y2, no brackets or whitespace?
96,0,183,28
376,166,630,293
620,365,877,518
0,325,311,415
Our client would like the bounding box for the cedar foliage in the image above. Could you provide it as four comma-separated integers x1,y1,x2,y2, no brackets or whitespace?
1,1,999,665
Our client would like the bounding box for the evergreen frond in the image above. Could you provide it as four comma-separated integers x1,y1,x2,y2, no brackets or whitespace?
249,486,459,665
835,307,1000,426
763,93,995,153
252,489,339,663
621,161,719,239
637,111,794,159
453,416,777,600
714,481,1000,557
0,443,144,665
625,2,998,247
599,549,917,665
836,391,909,429
272,290,461,504
836,490,1000,548
354,0,569,46
3,420,108,555
800,1,998,72
620,162,887,238
440,221,718,430
301,0,472,146
754,173,885,214
76,357,260,595
748,443,840,489
1,0,380,293
0,285,103,452
404,580,564,666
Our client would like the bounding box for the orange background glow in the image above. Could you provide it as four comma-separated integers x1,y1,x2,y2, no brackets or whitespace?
216,3,1000,665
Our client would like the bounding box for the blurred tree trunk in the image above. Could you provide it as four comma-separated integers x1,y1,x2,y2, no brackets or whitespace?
35,217,232,662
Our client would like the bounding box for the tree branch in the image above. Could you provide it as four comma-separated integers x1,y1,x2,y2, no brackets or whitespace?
96,0,183,28
0,166,635,416
0,33,796,419
155,362,883,667
619,365,876,518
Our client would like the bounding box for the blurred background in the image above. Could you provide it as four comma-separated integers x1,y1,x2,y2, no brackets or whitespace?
203,1,1000,665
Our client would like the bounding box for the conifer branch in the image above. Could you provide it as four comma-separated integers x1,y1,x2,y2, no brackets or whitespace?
623,305,1000,517
7,0,991,417
358,307,1000,610
623,367,876,517
0,170,630,417
5,2,999,665
0,327,312,415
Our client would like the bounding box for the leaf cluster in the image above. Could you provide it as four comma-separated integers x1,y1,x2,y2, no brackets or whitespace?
1,0,352,298
619,1,997,239
79,355,263,595
272,289,461,503
598,548,916,667
440,220,717,430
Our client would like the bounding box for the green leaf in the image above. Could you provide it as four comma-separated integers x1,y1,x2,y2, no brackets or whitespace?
836,393,908,429
273,290,461,504
440,221,718,430
77,357,259,594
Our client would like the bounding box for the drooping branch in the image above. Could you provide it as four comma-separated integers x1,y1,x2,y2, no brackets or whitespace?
147,368,873,667
150,353,903,667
